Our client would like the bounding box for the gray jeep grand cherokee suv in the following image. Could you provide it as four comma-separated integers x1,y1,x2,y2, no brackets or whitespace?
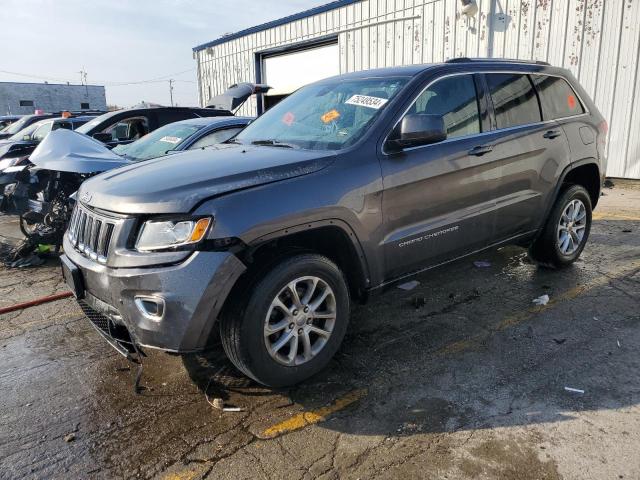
61,59,607,387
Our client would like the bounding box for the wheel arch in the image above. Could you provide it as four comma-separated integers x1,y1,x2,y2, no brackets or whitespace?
233,220,371,304
561,161,601,208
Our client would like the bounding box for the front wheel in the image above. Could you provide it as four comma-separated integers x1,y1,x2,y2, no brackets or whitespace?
219,254,350,387
529,184,592,267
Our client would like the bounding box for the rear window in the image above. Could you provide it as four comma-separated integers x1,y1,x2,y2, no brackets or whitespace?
532,75,585,120
486,73,541,129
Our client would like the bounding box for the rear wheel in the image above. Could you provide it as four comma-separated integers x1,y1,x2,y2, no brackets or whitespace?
219,253,350,387
529,184,592,267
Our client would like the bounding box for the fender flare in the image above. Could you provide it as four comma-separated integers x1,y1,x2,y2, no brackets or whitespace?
244,218,372,289
539,158,601,231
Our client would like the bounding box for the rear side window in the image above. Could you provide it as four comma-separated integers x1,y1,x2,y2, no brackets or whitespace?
486,73,541,129
409,74,481,139
532,75,585,119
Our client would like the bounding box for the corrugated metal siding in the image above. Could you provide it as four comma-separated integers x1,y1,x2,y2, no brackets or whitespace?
195,0,640,179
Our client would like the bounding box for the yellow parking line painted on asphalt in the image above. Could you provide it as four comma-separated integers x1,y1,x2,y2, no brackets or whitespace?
259,388,368,439
161,462,210,480
436,259,640,356
593,212,640,221
499,259,640,330
436,338,474,355
161,471,197,480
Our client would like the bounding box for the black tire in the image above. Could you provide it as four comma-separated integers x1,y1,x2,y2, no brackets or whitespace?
219,253,350,388
528,184,592,268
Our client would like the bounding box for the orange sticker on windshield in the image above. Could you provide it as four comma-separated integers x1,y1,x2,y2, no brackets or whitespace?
321,109,341,124
282,112,295,126
567,94,577,110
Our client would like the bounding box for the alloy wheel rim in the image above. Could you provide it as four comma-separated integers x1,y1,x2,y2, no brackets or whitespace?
557,199,587,255
264,276,336,366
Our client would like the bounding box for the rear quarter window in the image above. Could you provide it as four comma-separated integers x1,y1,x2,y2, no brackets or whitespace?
532,75,585,120
486,73,541,129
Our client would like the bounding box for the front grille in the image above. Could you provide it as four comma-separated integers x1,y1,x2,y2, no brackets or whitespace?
78,299,135,351
67,204,116,263
78,299,110,334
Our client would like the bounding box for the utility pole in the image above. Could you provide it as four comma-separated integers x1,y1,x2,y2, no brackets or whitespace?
78,67,89,96
78,67,88,85
168,79,175,107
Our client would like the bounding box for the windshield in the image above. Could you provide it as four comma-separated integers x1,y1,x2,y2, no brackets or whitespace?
234,77,408,151
8,122,40,141
112,122,201,161
3,116,32,135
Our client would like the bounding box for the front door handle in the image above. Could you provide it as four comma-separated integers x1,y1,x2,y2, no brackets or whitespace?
468,145,493,156
543,130,562,139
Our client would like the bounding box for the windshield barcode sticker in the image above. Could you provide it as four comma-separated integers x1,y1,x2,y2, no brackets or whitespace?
345,94,388,109
159,136,182,144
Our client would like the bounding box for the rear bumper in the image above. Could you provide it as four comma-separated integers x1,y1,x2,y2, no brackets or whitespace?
62,235,247,352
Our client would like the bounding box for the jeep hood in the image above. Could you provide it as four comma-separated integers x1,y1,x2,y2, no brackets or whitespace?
29,129,128,173
79,144,335,214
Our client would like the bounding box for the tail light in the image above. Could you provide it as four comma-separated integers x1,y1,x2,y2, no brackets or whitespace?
598,120,608,145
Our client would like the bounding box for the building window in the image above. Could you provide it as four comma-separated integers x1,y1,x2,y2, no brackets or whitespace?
19,100,34,107
81,102,90,109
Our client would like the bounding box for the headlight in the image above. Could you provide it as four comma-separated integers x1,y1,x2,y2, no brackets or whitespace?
135,217,212,252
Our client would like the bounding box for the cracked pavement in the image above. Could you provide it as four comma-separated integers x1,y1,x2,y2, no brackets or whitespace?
1,186,639,479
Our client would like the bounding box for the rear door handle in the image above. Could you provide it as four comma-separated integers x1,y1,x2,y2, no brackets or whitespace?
543,130,562,139
468,145,493,156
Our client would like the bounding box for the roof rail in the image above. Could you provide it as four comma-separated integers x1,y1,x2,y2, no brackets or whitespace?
445,57,551,66
50,109,107,116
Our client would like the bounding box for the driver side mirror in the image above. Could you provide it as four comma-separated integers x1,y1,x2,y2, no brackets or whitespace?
388,114,447,150
22,135,31,142
92,132,112,143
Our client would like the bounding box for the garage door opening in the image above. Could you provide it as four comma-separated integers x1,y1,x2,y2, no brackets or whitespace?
261,42,339,110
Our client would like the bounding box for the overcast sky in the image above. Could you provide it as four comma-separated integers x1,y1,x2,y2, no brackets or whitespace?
0,0,327,108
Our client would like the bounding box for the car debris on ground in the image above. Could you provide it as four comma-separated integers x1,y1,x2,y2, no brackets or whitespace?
397,280,420,291
532,294,550,306
473,260,492,268
564,387,585,394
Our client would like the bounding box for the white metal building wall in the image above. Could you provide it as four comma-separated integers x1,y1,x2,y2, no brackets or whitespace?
195,0,640,179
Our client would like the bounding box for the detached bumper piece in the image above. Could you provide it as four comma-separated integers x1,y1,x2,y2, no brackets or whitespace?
78,299,147,394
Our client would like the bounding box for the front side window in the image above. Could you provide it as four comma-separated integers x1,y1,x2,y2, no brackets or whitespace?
32,121,53,142
408,74,481,139
103,116,150,141
234,77,408,151
486,73,541,129
190,127,243,150
532,75,585,120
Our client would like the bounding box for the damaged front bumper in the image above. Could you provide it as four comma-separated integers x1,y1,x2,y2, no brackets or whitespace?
61,234,247,353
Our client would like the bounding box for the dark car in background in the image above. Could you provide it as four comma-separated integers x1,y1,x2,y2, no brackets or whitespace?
62,59,607,388
75,106,235,149
0,115,23,131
